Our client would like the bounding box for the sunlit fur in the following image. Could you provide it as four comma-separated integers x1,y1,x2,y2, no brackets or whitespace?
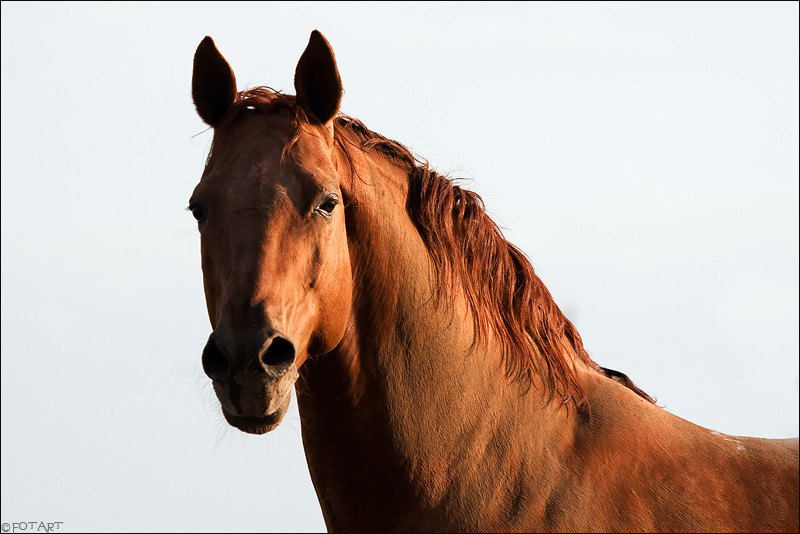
192,33,798,533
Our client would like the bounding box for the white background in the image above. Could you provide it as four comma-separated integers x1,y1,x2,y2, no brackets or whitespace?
1,2,797,532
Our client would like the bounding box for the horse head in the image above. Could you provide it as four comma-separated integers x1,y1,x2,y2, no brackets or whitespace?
190,32,352,434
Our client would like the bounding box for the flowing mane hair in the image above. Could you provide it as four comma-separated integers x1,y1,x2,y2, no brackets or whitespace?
211,86,654,407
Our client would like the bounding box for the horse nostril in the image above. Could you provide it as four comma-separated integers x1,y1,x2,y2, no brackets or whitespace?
260,336,296,374
202,334,230,382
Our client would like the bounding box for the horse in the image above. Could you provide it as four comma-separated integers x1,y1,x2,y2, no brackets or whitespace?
189,31,799,533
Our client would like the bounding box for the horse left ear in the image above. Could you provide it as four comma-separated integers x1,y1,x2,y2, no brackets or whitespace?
294,30,342,126
192,36,237,127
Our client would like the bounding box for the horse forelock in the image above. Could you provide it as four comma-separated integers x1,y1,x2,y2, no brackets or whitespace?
209,86,652,408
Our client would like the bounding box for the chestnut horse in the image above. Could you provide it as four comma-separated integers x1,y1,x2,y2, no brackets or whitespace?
189,31,799,532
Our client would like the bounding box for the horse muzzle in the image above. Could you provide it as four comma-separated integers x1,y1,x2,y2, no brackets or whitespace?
202,331,299,434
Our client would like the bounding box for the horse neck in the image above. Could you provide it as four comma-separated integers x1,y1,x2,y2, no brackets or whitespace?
295,151,590,530
292,146,800,533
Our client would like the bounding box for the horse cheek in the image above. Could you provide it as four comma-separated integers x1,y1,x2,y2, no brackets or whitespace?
200,244,221,328
310,238,352,357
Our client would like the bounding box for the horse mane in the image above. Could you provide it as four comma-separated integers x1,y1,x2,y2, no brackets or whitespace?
217,87,655,407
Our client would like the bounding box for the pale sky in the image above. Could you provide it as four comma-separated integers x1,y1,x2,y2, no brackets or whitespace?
1,2,797,532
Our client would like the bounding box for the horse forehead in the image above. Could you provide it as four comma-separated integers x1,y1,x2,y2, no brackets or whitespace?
207,115,334,188
285,128,338,176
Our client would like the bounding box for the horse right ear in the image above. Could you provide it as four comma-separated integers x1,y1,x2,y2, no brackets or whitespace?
192,36,237,127
294,30,342,126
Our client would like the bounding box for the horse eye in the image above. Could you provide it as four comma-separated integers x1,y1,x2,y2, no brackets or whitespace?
316,195,339,217
190,204,207,224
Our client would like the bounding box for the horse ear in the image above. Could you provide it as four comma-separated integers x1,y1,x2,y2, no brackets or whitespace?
192,36,237,127
294,30,342,125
